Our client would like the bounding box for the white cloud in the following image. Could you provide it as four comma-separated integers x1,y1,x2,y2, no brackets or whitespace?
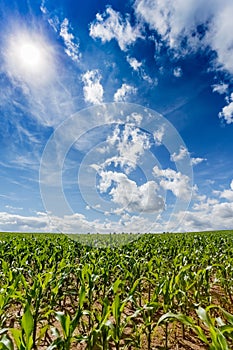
170,146,189,162
2,180,233,233
212,83,229,95
171,146,205,166
126,56,154,84
40,0,47,14
191,157,206,166
176,199,233,232
141,72,155,84
153,165,192,200
215,180,233,202
40,5,81,62
208,2,233,74
220,189,233,202
105,123,151,171
90,6,143,51
126,56,142,71
2,26,78,128
126,112,143,125
219,92,233,124
173,67,182,78
114,83,137,102
177,180,233,231
4,29,55,87
60,18,81,62
134,0,233,75
153,125,165,145
0,210,166,234
98,170,164,213
82,70,104,105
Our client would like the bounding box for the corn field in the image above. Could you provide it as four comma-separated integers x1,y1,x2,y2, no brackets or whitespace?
0,231,233,349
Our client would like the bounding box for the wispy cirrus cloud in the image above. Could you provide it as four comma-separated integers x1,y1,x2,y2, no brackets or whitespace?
60,18,81,62
40,2,81,62
126,56,154,84
126,56,142,71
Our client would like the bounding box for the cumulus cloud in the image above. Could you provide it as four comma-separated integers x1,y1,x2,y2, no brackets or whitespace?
170,146,189,162
212,83,229,95
219,92,233,124
153,165,192,200
104,123,151,172
114,83,137,102
175,179,233,231
0,210,166,233
82,70,104,105
60,18,81,62
214,180,233,202
98,170,164,213
89,6,143,51
171,146,206,166
175,199,233,232
134,0,233,75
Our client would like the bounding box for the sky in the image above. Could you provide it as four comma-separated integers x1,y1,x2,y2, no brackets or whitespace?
0,0,233,233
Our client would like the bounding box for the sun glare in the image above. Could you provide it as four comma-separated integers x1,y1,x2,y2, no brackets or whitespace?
5,29,55,85
19,43,42,69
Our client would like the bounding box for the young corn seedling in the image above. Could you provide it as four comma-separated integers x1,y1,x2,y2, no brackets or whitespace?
48,284,87,350
10,303,34,350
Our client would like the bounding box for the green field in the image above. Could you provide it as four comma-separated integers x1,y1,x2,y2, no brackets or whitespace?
0,231,233,349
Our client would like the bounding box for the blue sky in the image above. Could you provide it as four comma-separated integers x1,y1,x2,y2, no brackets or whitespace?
0,0,233,233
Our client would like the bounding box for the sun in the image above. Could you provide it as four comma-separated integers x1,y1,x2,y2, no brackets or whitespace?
17,39,46,74
5,30,55,85
19,42,42,69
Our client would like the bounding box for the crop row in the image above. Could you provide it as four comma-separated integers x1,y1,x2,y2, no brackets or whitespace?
0,231,233,349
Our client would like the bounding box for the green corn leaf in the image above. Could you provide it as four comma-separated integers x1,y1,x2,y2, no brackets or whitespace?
21,304,34,341
10,329,23,349
221,308,233,325
78,284,86,309
129,279,140,296
113,278,123,294
112,294,120,321
157,312,209,344
220,325,233,338
55,312,70,338
158,312,194,328
209,327,229,350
